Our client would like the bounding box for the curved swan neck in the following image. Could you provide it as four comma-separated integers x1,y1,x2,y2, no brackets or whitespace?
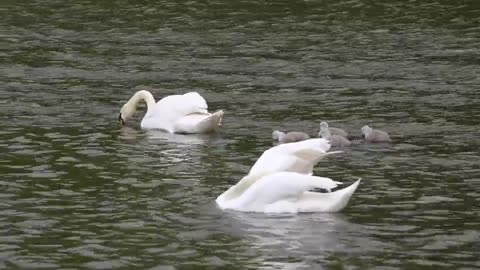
120,90,156,123
130,90,156,112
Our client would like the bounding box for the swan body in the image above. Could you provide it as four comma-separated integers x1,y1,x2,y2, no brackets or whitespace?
119,90,223,134
361,125,391,142
319,121,348,138
216,138,361,213
319,128,351,147
272,130,310,144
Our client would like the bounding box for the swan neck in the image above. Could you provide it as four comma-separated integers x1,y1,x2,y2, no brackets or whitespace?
131,90,156,114
138,90,156,109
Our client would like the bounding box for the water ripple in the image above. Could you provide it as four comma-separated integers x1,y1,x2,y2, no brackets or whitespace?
1,0,480,269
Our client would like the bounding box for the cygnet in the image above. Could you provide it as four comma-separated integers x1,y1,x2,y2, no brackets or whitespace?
319,121,348,138
272,130,310,144
319,128,351,147
361,125,391,142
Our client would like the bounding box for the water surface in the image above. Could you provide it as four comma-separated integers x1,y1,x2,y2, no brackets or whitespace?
1,0,479,269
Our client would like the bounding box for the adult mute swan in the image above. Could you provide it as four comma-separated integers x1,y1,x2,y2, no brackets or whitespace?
118,90,224,134
272,130,310,144
216,139,361,213
361,125,391,142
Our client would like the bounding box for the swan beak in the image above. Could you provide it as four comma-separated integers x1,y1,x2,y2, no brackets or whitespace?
118,113,125,126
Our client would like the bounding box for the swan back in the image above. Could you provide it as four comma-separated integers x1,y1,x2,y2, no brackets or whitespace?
179,92,209,113
142,92,210,131
153,92,208,116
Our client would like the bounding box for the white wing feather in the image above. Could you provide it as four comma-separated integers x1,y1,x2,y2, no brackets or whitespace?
153,92,208,117
250,138,340,175
173,110,224,134
142,92,216,132
240,172,341,205
218,171,343,212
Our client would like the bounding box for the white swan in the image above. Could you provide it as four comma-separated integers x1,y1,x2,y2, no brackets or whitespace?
118,90,224,134
272,130,310,144
216,138,361,213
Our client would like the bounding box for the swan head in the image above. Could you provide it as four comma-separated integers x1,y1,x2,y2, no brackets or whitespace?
118,102,137,125
319,121,329,130
272,130,286,141
318,128,331,139
361,125,372,137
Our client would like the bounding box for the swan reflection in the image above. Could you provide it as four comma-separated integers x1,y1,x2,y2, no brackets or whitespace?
215,210,384,269
119,126,220,146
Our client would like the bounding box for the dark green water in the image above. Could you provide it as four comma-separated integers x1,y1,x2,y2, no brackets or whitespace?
1,0,480,269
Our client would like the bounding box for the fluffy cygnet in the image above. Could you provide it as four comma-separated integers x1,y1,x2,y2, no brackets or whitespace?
361,125,391,142
272,130,310,144
318,128,351,147
318,121,348,138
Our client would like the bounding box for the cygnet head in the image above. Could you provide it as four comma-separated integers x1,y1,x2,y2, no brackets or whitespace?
361,125,373,137
319,121,329,130
319,128,331,139
272,130,286,141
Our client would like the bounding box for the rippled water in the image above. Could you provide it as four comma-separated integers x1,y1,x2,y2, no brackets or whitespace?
1,0,480,269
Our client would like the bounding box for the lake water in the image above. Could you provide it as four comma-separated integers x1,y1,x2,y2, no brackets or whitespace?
1,0,479,269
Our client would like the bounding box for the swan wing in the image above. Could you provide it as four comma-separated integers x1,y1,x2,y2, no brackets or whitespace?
153,92,208,116
220,171,343,212
142,92,212,132
250,138,340,175
177,92,209,114
173,110,224,134
216,172,269,208
295,179,361,212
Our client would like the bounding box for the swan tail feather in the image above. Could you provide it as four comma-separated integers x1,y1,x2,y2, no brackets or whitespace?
297,178,361,212
196,110,224,133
